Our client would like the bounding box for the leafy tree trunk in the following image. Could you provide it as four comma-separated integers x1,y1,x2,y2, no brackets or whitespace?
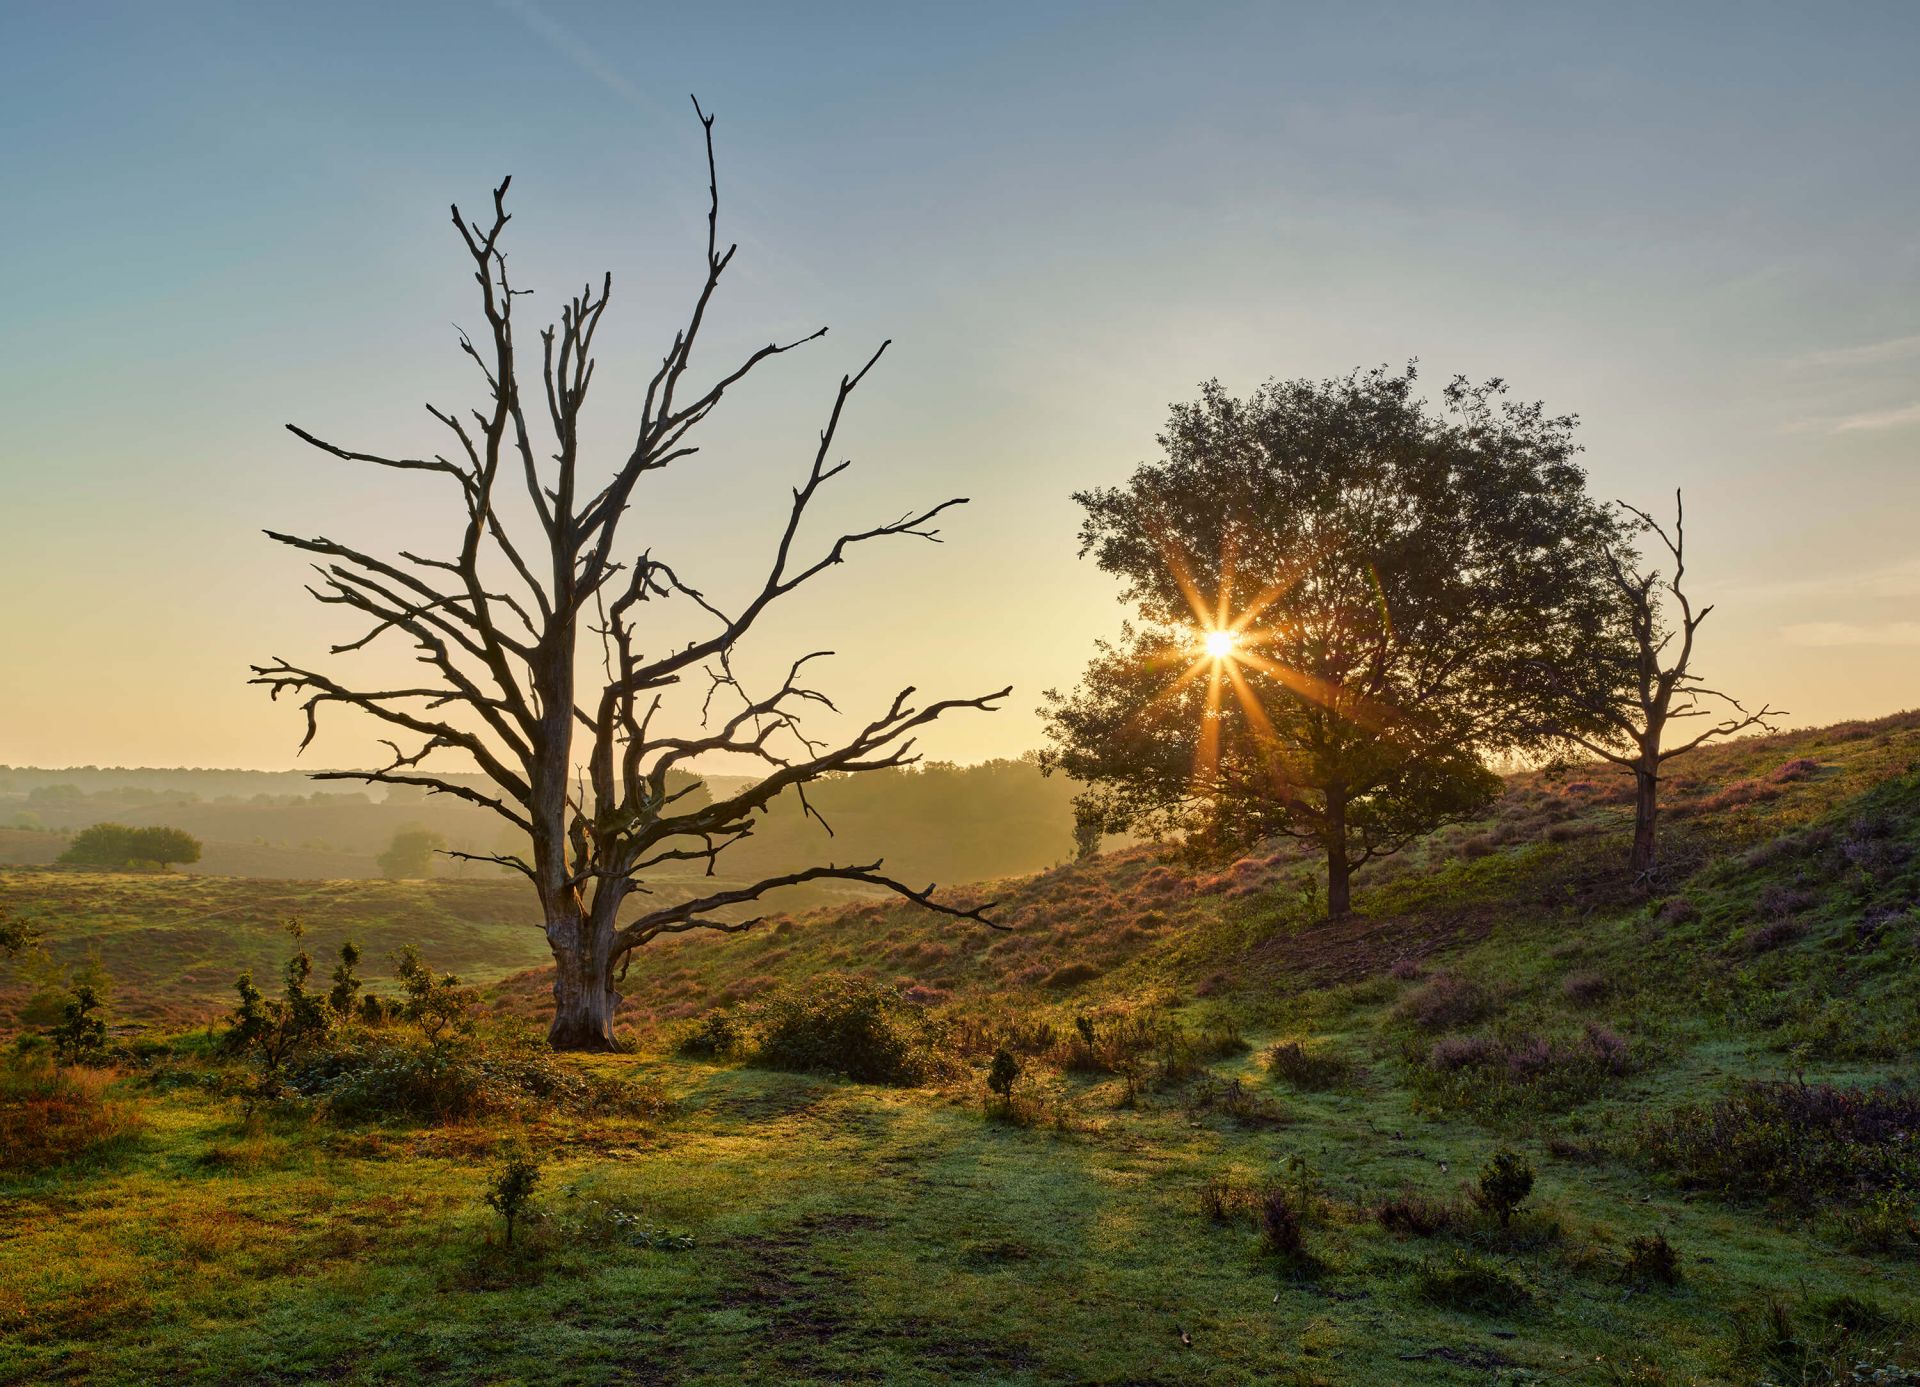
1630,760,1659,876
1325,792,1353,918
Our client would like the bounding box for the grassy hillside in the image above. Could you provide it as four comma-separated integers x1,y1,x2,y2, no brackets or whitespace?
3,713,1918,1384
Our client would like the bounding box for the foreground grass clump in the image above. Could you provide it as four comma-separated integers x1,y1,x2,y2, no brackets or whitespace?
0,1052,140,1170
1635,1079,1920,1208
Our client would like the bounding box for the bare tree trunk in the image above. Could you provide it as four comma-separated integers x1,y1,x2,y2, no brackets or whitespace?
1630,761,1659,876
546,906,620,1052
1325,793,1353,918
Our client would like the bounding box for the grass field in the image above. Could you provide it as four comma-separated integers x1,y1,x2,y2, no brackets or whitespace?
3,712,1918,1384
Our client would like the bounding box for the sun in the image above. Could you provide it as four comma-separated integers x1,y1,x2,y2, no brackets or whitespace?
1202,628,1237,660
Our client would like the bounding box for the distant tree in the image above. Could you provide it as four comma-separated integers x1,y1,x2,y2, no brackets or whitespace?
57,823,201,870
377,826,447,880
1044,368,1628,916
1536,490,1780,876
250,101,1004,1050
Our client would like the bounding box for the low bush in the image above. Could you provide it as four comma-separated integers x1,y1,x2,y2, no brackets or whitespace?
1621,1231,1681,1286
1376,1189,1461,1238
1184,1076,1287,1129
1397,972,1493,1030
1470,1148,1535,1229
1634,1079,1920,1208
287,1031,669,1124
1560,970,1609,1006
751,974,948,1085
1265,1041,1355,1092
1416,1024,1634,1117
0,1054,141,1171
674,1009,747,1059
1414,1250,1531,1314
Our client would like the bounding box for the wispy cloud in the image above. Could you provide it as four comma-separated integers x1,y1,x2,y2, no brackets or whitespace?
1793,334,1920,370
1750,555,1920,601
1832,401,1920,433
1782,621,1920,647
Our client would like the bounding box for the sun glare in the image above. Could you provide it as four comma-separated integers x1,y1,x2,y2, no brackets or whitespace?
1202,628,1236,660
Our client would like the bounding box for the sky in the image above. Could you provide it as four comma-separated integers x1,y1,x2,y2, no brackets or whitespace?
2,1,1917,772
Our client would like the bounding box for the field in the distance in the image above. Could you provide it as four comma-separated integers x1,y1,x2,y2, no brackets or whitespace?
2,712,1918,1384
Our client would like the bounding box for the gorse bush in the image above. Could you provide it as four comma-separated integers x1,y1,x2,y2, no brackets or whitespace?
1471,1148,1535,1229
1622,1231,1682,1286
1265,1040,1355,1091
48,983,108,1065
1635,1079,1920,1207
287,1030,667,1124
750,974,948,1085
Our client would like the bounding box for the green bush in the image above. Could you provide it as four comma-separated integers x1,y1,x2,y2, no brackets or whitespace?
749,974,947,1085
674,1009,747,1059
1471,1148,1535,1228
1415,1250,1531,1314
287,1030,667,1124
483,1138,541,1246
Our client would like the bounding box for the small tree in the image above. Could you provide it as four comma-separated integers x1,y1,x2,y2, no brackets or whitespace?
49,983,108,1065
0,909,36,958
1539,491,1780,876
986,1047,1020,1115
377,827,446,881
392,945,476,1047
484,1138,542,1246
1045,368,1627,915
1471,1148,1535,1229
327,940,364,1016
227,921,332,1104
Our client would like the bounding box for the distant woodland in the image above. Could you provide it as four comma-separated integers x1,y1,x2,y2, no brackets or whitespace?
0,758,1086,889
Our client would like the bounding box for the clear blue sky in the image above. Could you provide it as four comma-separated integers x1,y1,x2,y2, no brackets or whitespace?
3,2,1917,768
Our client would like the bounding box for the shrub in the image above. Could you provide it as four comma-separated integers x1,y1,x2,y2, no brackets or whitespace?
1376,1190,1459,1238
1634,1080,1920,1208
1398,973,1492,1030
1471,1148,1535,1228
1185,1076,1287,1129
1260,1187,1303,1257
48,983,109,1065
1743,917,1806,954
751,974,946,1085
1043,962,1101,990
1265,1041,1355,1091
675,1008,747,1059
1560,970,1609,1006
0,1054,140,1170
288,1031,668,1124
1414,1250,1531,1314
484,1138,541,1246
1654,896,1699,925
1621,1231,1681,1286
986,1047,1020,1117
57,822,201,869
393,945,477,1046
1387,957,1425,982
1417,1025,1634,1117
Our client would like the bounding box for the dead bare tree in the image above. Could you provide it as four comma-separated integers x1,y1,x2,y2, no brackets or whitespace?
252,101,1009,1050
1547,489,1779,878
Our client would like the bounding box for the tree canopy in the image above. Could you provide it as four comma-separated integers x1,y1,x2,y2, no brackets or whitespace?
57,823,203,871
1044,366,1628,914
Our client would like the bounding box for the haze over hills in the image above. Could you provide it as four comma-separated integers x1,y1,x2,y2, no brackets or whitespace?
0,757,1086,890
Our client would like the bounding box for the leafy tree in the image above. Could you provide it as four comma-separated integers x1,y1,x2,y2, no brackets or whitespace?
327,940,364,1016
1533,490,1779,876
57,823,202,870
0,909,36,958
392,945,476,1048
376,827,447,880
226,920,332,1104
1472,1148,1535,1229
1045,367,1627,915
48,983,108,1065
249,101,1004,1051
484,1138,542,1246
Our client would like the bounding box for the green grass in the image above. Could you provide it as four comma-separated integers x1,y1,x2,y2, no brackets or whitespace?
4,710,1919,1383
